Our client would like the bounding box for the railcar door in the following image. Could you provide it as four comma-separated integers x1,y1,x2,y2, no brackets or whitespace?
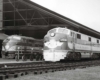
71,32,76,52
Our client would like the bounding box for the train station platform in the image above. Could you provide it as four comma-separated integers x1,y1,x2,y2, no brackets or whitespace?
0,58,42,64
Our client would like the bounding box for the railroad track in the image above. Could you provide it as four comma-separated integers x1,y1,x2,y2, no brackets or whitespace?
0,59,100,80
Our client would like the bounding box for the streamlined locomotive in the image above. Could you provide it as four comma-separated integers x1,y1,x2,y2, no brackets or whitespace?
43,27,100,62
2,35,43,61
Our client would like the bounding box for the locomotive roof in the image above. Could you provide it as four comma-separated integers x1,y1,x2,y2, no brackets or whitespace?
8,35,34,40
50,27,100,40
8,35,43,41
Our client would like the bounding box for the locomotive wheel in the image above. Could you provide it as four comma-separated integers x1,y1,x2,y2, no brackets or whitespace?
15,55,19,61
77,53,81,60
33,53,37,60
36,55,39,61
38,55,42,61
91,53,99,59
73,53,77,60
30,55,34,61
35,53,41,61
2,54,6,59
22,55,27,61
40,55,43,60
67,52,73,60
73,53,81,60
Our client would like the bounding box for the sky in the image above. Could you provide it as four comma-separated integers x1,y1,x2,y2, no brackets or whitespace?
30,0,100,32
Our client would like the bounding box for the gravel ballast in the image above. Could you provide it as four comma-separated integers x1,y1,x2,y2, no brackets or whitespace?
7,66,100,80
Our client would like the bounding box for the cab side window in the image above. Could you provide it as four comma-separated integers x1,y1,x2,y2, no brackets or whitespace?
77,34,81,39
88,37,91,42
97,40,99,43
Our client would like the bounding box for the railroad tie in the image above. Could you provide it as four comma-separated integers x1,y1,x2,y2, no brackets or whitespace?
16,72,26,76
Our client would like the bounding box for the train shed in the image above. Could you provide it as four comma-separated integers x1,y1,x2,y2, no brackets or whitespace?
0,0,100,57
0,0,100,38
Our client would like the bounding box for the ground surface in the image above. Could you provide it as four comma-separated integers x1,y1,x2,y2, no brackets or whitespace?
0,58,41,64
6,66,100,80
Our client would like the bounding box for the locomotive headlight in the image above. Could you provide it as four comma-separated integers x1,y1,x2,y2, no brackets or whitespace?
50,33,55,37
5,45,9,49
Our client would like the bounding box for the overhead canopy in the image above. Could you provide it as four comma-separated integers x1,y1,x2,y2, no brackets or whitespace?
1,0,100,39
0,33,8,40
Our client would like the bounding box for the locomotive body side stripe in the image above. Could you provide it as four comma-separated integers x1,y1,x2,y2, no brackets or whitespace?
67,35,100,53
67,42,100,52
68,42,91,51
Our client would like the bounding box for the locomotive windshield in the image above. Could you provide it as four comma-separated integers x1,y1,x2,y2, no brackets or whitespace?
3,38,10,43
48,28,56,33
56,28,70,35
2,36,22,47
3,36,21,43
48,28,70,35
2,38,10,47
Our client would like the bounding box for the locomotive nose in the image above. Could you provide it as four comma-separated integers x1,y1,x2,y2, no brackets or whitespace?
44,39,63,49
